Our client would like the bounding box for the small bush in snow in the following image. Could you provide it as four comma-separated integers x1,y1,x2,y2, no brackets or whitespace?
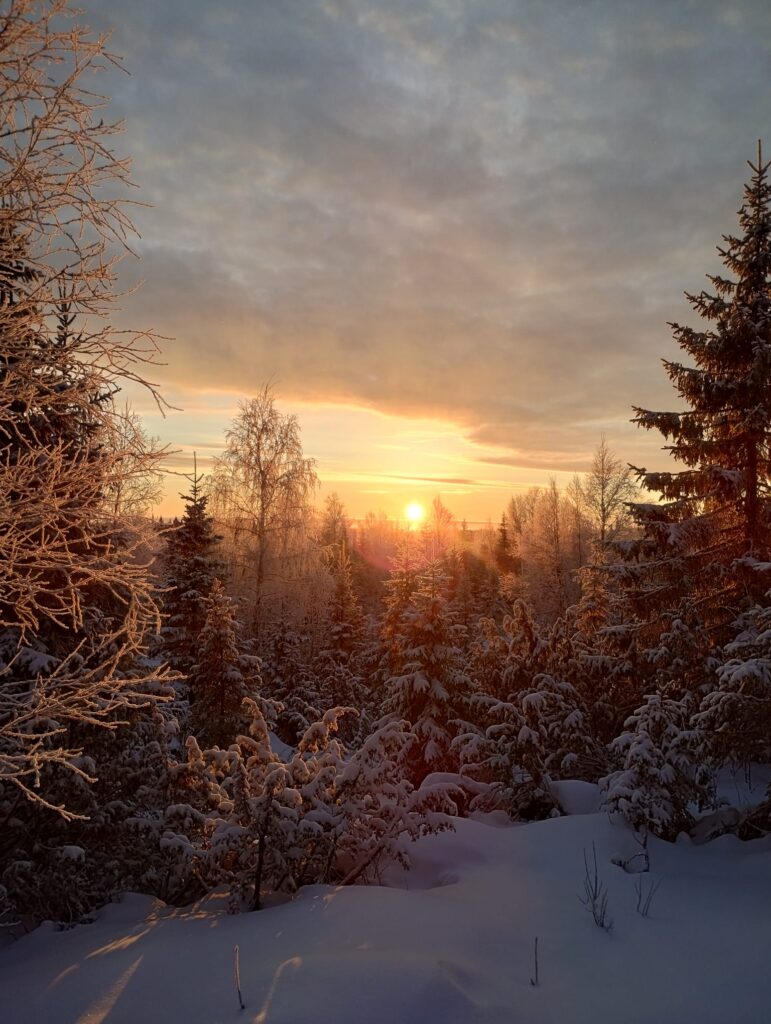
601,694,709,840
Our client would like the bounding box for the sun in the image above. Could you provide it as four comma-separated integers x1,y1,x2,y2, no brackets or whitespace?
405,502,425,525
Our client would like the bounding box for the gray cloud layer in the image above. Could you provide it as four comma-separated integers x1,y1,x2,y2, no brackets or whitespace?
92,0,771,470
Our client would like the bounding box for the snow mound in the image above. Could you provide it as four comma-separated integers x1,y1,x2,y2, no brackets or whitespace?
549,779,601,815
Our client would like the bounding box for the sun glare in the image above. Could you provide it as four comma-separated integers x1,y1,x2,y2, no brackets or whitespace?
405,502,425,525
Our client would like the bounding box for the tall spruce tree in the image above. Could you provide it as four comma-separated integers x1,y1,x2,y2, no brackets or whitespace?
162,462,224,671
623,144,771,634
189,579,260,748
378,539,422,685
384,560,475,784
324,542,364,664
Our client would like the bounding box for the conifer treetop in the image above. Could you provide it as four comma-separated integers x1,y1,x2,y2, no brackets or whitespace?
623,143,771,624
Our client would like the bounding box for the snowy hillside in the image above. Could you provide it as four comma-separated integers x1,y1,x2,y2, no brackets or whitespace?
3,804,770,1024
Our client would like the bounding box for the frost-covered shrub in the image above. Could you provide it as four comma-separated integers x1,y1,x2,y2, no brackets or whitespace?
601,694,709,840
163,700,454,911
457,672,601,820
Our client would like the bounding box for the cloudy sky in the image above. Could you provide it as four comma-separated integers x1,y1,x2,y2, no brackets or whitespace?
90,0,771,520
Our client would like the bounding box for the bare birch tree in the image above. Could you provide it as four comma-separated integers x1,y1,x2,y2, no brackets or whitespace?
583,437,637,558
210,385,318,641
104,403,164,523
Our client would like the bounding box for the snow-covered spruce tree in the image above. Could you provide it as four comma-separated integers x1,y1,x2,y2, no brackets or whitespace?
643,600,717,700
499,598,552,695
313,542,368,742
494,516,518,574
0,0,171,922
164,707,320,911
573,614,644,747
318,492,383,622
619,145,771,638
155,731,232,907
468,615,509,701
445,549,477,634
696,598,771,768
323,541,364,667
374,537,422,693
328,717,456,884
213,706,303,912
459,607,607,819
601,693,710,840
689,538,771,836
189,580,261,748
259,604,323,745
467,597,568,706
458,670,598,819
7,699,178,923
445,548,503,634
165,701,454,911
693,595,771,834
460,583,641,818
161,464,224,671
384,560,476,784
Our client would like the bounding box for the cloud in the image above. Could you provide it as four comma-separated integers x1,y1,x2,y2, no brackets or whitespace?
91,0,771,472
376,474,479,485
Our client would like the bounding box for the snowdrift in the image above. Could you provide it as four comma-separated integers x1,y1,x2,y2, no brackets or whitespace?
2,807,769,1024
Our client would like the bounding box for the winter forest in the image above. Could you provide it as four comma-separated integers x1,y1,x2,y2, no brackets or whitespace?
1,2,770,1023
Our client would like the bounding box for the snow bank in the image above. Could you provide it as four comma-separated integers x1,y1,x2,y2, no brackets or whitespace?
549,779,601,815
1,812,769,1024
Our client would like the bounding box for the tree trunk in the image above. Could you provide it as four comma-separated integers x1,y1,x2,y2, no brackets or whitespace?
745,437,759,555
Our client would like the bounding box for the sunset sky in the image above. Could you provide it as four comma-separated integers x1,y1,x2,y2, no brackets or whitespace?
90,0,771,521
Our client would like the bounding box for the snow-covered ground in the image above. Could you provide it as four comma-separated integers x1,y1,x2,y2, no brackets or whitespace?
3,796,770,1024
